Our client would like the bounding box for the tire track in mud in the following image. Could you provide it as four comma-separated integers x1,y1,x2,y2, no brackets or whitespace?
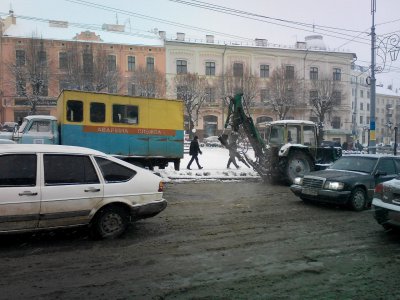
0,182,399,299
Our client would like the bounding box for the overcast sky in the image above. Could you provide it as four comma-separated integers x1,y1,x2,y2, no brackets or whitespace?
1,0,400,88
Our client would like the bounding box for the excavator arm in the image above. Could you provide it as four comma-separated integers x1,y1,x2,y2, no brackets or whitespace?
218,93,271,180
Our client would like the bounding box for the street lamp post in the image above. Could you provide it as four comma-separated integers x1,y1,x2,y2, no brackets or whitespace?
395,126,398,156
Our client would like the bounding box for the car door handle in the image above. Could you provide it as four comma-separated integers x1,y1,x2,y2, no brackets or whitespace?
19,191,38,196
84,187,101,193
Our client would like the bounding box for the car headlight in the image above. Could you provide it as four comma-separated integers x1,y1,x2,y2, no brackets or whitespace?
324,181,344,190
293,177,303,185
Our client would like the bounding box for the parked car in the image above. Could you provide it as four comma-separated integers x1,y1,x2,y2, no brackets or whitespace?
290,154,400,211
372,178,400,230
203,136,221,147
0,139,16,144
1,122,17,132
0,144,167,238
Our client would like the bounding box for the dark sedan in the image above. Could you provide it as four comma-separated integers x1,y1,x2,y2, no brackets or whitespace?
290,154,400,211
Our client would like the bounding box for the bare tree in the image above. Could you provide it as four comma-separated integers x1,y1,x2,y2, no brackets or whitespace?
9,37,49,115
59,43,121,93
131,66,166,98
309,76,344,144
175,73,208,135
266,64,302,120
224,65,260,108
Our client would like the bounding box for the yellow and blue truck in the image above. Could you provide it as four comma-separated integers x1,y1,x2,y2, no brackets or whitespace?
1,90,185,170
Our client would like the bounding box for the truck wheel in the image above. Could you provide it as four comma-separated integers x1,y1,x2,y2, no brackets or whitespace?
91,206,129,239
286,150,313,184
348,187,366,211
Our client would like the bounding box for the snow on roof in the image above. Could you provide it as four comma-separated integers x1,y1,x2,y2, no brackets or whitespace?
2,15,163,46
376,85,400,97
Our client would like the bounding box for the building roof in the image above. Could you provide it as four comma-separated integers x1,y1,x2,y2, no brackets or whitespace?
2,14,163,47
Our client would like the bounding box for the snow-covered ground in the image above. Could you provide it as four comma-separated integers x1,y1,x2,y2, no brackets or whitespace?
157,147,260,182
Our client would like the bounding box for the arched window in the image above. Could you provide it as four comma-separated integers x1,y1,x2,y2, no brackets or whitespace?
256,116,273,124
203,115,218,137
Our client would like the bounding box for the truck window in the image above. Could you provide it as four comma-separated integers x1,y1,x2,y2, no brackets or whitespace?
113,104,138,124
269,125,284,144
66,100,83,122
303,125,316,146
27,120,51,133
287,125,301,144
90,102,105,123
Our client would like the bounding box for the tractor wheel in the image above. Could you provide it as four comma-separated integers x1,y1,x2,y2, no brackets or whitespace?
285,150,314,184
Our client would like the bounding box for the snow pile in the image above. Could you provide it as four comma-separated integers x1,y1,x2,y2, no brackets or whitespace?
156,147,260,182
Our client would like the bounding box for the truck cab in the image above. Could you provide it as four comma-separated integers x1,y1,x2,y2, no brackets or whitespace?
12,116,59,145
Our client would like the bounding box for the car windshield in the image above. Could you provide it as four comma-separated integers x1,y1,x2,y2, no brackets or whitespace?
329,156,378,173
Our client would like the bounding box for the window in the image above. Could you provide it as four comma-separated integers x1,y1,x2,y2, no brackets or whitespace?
59,80,70,92
90,102,105,123
287,125,301,143
367,103,370,111
303,125,316,146
44,155,99,185
269,125,284,144
260,89,269,102
376,158,396,175
177,60,187,74
39,79,48,97
333,68,341,81
16,77,26,96
360,103,364,110
285,66,294,79
27,120,51,133
309,90,318,104
333,91,341,105
108,83,117,94
83,52,93,74
367,91,370,99
146,57,154,72
66,100,83,122
360,90,364,98
360,116,363,124
260,65,269,78
233,62,243,77
113,104,138,124
38,50,47,66
205,61,215,76
128,56,135,71
95,157,137,183
107,55,116,71
331,116,341,129
310,67,318,80
352,88,355,96
176,86,187,100
59,52,68,69
128,83,136,96
205,87,215,102
16,50,25,66
0,154,36,186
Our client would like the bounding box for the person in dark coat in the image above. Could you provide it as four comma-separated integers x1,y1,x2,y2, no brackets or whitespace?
227,142,240,169
187,136,203,170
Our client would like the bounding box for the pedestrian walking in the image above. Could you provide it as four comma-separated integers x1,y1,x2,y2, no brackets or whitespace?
187,136,203,170
227,142,240,169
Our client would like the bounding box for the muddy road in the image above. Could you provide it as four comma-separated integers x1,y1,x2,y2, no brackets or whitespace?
1,181,400,299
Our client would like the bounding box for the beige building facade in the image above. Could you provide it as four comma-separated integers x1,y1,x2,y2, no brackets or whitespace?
165,34,356,143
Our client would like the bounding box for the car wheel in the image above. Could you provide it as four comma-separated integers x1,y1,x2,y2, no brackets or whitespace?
285,150,314,184
92,206,129,239
348,187,366,211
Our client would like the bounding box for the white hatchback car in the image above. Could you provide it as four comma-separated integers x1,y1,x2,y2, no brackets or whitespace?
0,144,167,239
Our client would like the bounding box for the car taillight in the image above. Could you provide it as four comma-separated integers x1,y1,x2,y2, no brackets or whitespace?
158,181,164,192
374,183,384,198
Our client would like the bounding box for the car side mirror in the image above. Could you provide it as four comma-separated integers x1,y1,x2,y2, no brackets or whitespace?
375,170,387,177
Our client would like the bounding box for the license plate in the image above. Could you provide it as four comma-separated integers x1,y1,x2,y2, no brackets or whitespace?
302,188,318,196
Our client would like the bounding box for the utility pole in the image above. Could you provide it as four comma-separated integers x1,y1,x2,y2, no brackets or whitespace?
369,0,377,153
